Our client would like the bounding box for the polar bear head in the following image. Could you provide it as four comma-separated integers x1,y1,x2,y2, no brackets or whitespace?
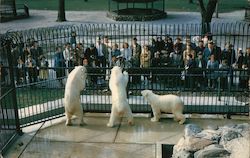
141,90,153,98
73,66,87,80
111,66,122,74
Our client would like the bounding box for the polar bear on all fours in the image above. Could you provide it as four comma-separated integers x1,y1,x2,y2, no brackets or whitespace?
107,66,134,127
64,66,87,126
141,90,186,124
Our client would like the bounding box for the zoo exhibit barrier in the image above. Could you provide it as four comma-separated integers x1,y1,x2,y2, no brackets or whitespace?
0,22,250,155
13,67,250,128
0,36,21,155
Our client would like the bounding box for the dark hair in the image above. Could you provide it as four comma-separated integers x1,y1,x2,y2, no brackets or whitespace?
188,54,192,58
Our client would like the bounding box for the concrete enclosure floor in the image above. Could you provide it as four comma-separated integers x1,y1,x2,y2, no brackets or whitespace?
5,114,250,158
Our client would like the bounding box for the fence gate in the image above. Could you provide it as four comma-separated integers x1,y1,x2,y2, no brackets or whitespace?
0,34,21,155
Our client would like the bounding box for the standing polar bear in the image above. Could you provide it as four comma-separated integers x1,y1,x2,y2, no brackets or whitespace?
64,66,87,126
107,66,134,127
141,90,186,124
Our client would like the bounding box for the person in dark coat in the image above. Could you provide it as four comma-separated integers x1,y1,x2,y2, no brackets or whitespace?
131,37,141,83
54,46,66,86
195,51,207,89
84,44,98,67
185,54,196,91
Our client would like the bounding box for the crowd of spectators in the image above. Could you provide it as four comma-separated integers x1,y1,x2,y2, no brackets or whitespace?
12,40,49,85
1,33,249,91
51,34,249,90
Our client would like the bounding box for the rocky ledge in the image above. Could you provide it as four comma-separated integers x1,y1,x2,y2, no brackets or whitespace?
172,123,250,158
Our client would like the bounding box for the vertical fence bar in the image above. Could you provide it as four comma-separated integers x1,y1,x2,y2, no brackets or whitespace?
6,38,22,135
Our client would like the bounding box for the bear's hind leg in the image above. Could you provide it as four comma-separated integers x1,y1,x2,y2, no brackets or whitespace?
174,113,186,124
65,112,72,126
178,114,186,124
125,106,134,126
76,110,85,126
107,107,118,127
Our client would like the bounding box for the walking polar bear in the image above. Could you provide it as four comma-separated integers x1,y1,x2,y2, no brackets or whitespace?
107,66,134,127
64,66,87,126
141,90,186,124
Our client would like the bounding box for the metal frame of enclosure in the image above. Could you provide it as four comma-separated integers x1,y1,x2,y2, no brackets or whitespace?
108,0,165,13
107,0,166,21
0,22,250,155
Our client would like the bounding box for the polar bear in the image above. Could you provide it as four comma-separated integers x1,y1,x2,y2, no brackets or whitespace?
107,66,134,127
141,90,185,124
64,66,87,126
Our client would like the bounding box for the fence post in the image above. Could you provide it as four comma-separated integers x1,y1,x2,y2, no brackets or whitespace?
218,77,221,101
6,38,22,135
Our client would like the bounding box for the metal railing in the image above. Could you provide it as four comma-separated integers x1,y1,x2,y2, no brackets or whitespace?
12,67,248,128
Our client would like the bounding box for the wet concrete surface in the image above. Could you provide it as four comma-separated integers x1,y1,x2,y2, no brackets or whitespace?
4,114,250,158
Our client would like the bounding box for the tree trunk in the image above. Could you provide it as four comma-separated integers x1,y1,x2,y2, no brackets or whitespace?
201,20,211,35
57,0,66,22
198,0,218,35
12,0,17,16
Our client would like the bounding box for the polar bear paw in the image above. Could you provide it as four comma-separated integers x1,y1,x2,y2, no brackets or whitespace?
107,123,114,128
151,117,159,122
128,120,134,126
178,118,186,125
65,120,72,126
79,121,86,126
123,71,128,76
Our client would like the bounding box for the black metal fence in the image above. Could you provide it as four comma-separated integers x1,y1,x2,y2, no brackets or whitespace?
12,67,249,127
0,23,248,82
0,36,21,155
0,22,249,155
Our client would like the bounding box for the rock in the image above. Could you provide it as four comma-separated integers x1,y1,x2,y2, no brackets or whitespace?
173,137,186,153
195,129,221,143
194,144,230,158
207,125,218,130
235,123,250,132
223,137,250,158
172,149,193,158
220,129,243,146
184,124,203,137
173,123,250,158
185,137,215,152
173,136,215,153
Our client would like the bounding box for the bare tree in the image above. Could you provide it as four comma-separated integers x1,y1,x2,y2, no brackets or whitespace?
57,0,66,22
197,0,218,35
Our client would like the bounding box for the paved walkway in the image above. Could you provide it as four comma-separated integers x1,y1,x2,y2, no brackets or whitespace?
4,114,250,158
0,10,246,33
